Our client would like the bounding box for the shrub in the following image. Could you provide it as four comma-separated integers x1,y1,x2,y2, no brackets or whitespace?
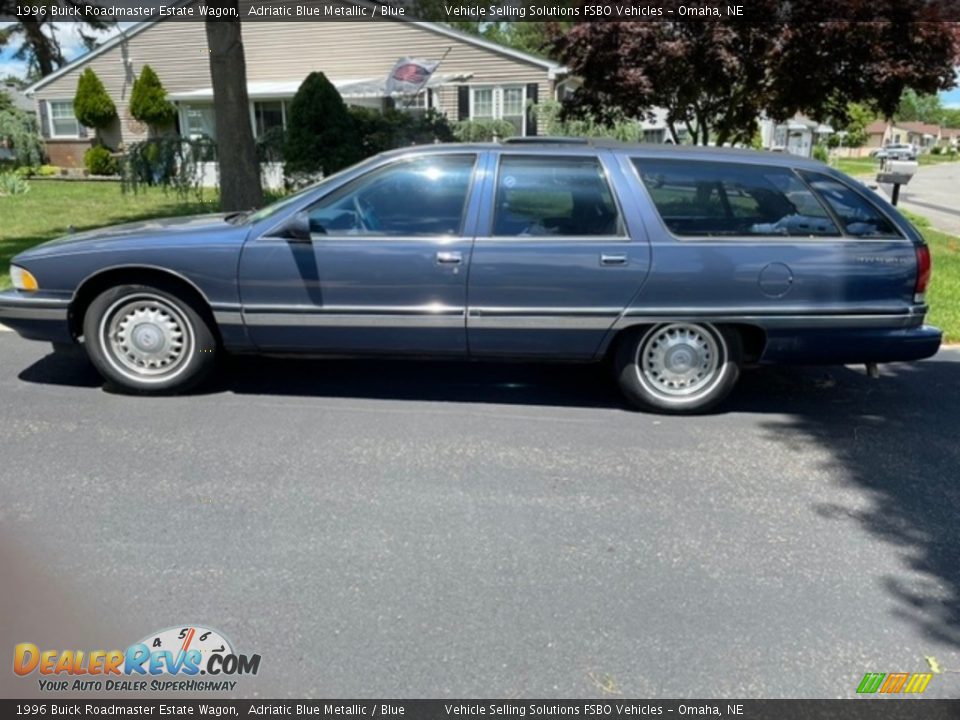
812,143,829,162
121,133,216,202
931,145,943,155
453,119,516,142
284,72,358,177
84,145,118,176
73,68,116,131
0,171,30,196
350,107,454,158
129,65,177,129
0,108,45,167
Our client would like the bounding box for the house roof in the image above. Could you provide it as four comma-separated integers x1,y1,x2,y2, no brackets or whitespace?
898,121,942,136
865,120,889,135
25,0,564,95
2,82,35,113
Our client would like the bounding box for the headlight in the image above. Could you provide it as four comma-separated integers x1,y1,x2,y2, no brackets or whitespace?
10,265,39,291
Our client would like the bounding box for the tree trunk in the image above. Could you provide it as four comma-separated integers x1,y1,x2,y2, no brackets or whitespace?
205,4,264,211
19,18,58,77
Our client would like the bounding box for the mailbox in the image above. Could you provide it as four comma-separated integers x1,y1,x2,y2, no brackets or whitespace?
877,159,919,186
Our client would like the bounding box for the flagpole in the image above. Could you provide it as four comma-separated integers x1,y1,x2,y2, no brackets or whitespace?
400,46,452,111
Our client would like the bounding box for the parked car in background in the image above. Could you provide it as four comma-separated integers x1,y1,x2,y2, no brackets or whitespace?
0,141,940,413
871,143,918,161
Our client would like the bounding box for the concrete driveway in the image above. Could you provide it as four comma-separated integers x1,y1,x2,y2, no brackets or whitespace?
877,161,960,235
1,334,959,699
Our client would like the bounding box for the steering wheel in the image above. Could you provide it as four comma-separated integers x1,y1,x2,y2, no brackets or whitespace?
352,195,381,232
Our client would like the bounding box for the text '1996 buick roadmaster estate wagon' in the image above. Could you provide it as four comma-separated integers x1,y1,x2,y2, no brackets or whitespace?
0,140,940,413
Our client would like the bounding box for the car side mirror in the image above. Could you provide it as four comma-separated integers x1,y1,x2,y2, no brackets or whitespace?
278,211,313,242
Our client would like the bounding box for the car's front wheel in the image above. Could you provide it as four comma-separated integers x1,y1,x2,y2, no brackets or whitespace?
83,283,218,394
614,322,741,413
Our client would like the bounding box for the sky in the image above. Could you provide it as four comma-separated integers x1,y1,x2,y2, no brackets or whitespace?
1,20,960,109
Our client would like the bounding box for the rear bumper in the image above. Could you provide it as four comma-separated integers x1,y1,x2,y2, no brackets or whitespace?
761,325,942,365
0,290,73,343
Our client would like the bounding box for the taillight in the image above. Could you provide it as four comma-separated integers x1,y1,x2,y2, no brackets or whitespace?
915,244,931,303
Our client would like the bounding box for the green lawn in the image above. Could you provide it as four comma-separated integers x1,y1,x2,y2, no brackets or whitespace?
832,153,960,178
0,181,218,290
903,211,960,344
831,157,880,177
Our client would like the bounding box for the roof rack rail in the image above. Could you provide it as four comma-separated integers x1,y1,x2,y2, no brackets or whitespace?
501,137,590,145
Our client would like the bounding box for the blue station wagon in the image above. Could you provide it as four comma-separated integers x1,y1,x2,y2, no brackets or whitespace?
0,140,940,413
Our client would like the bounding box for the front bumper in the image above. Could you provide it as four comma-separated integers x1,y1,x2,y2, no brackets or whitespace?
0,290,73,343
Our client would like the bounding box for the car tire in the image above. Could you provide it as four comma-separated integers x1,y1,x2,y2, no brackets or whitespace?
614,322,742,414
83,283,218,394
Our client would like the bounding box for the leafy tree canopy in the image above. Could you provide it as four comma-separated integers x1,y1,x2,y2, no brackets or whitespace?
550,4,960,145
0,1,113,77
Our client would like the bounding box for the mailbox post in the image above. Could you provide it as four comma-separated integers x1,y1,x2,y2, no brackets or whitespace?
876,158,919,206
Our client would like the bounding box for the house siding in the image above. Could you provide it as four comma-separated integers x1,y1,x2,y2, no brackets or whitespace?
33,5,556,165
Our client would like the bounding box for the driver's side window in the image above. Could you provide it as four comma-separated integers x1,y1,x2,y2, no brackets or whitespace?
306,155,476,237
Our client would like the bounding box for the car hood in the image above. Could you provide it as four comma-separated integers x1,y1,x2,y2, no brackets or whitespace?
22,213,243,257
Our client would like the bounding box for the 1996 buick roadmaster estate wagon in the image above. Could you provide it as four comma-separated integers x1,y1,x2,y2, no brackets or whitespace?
0,141,940,413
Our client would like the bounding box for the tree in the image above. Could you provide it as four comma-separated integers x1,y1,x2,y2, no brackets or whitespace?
0,2,113,77
129,65,177,131
0,107,45,167
73,68,116,140
284,72,357,177
896,89,945,124
205,4,263,211
550,3,960,146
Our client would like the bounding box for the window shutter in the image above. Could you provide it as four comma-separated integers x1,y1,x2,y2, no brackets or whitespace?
38,100,51,139
457,86,470,121
525,83,539,137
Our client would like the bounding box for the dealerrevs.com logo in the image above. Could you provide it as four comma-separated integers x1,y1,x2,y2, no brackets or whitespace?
13,626,261,692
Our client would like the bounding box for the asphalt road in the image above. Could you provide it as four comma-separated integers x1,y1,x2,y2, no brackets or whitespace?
1,333,959,700
877,161,960,236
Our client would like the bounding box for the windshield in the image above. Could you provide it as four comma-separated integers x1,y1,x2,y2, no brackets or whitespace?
243,182,321,225
243,160,382,225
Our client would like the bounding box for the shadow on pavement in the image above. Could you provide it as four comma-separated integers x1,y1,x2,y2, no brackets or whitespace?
16,347,960,650
742,360,960,653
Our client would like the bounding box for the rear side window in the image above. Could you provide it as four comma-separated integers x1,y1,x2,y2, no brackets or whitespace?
800,172,902,239
633,159,840,238
493,156,623,237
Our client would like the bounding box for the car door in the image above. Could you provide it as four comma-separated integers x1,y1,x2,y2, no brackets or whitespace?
466,150,651,358
238,153,480,354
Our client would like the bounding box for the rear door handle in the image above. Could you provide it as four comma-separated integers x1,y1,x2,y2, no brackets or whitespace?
436,251,462,265
600,254,628,266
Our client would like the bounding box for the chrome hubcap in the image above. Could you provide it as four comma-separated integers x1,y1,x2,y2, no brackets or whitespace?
101,295,193,381
638,323,722,400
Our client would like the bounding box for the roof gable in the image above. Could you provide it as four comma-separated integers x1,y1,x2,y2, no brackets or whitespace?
26,0,563,95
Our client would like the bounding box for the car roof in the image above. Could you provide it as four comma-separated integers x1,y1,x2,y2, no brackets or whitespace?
389,139,829,170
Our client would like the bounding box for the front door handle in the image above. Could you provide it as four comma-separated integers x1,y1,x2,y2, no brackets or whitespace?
600,253,628,266
436,251,463,265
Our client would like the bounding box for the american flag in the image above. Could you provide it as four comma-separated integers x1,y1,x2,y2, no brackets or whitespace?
385,57,440,97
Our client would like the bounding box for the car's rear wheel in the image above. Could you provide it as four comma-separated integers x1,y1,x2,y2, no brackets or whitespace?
83,283,217,394
615,322,741,413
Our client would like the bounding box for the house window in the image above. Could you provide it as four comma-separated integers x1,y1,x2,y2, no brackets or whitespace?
253,101,285,137
397,90,430,113
181,104,216,140
471,88,494,119
49,101,80,138
501,87,525,136
470,86,526,135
